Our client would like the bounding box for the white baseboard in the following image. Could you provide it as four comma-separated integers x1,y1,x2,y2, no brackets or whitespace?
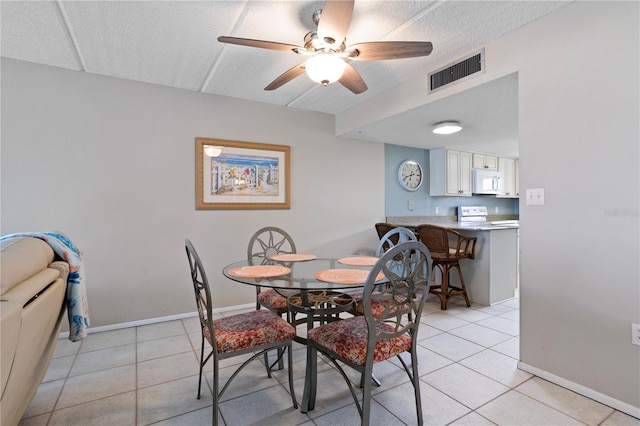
518,361,640,419
58,303,255,339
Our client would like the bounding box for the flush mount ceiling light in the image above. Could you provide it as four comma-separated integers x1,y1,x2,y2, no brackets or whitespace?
305,53,346,86
204,145,222,157
433,121,462,135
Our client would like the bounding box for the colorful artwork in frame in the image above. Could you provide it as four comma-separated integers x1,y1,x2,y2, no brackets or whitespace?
196,138,290,210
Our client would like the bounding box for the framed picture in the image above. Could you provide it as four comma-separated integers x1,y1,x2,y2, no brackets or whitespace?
196,138,290,210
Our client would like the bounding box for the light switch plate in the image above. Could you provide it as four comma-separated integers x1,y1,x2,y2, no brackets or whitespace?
526,188,545,205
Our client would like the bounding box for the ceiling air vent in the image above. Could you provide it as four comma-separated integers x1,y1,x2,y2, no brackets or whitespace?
429,49,485,93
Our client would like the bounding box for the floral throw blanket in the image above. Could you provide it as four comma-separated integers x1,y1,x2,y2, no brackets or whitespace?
0,232,90,341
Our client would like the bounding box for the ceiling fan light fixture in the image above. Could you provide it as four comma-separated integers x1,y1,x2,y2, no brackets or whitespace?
217,1,432,94
433,121,462,135
204,145,223,157
305,53,346,86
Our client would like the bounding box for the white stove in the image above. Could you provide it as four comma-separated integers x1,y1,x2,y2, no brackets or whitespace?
458,205,520,228
458,206,488,224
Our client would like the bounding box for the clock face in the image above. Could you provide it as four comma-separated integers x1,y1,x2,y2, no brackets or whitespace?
398,160,423,191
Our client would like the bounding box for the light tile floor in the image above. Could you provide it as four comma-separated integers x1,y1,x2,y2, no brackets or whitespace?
20,296,640,426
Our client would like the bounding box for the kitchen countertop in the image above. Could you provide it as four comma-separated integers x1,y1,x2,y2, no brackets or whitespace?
386,216,519,231
386,215,520,306
447,221,519,231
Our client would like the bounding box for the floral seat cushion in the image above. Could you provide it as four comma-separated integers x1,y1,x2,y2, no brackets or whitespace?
307,316,411,365
348,292,410,317
257,288,297,312
204,309,295,354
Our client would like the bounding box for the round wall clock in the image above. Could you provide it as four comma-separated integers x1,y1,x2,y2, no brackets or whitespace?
398,160,423,191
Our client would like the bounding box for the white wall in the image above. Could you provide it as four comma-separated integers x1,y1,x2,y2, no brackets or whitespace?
336,1,640,417
514,1,639,414
1,58,385,328
337,0,638,416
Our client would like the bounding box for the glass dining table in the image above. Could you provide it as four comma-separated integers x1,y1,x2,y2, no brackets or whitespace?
223,254,387,395
223,254,384,341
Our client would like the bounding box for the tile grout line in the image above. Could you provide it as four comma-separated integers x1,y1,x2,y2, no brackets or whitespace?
412,301,525,424
46,338,83,424
510,384,594,425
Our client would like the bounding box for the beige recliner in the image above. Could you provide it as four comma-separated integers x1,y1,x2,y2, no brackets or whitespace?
1,237,69,426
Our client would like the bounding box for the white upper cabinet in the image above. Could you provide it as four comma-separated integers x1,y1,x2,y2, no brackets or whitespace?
497,157,518,198
430,148,472,196
515,159,520,198
472,153,498,170
431,148,518,198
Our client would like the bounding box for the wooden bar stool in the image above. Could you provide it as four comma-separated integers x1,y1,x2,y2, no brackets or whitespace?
374,222,396,240
416,224,477,310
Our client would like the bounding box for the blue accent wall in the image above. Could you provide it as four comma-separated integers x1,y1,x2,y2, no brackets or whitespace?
385,144,518,217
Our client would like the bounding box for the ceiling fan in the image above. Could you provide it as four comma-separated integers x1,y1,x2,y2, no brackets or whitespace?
217,0,433,94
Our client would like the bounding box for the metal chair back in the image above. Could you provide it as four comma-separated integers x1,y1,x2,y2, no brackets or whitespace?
376,226,417,256
247,226,296,265
185,239,216,353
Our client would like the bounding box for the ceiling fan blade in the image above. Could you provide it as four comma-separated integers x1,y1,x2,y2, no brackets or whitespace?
218,36,305,53
317,0,354,46
346,41,433,61
264,63,307,91
339,63,367,94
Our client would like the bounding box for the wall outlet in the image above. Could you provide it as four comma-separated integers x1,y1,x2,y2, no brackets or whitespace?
495,206,499,214
632,323,640,346
435,206,440,215
408,200,414,211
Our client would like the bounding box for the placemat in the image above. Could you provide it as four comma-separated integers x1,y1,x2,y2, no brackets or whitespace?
315,269,383,284
337,256,378,266
228,265,291,278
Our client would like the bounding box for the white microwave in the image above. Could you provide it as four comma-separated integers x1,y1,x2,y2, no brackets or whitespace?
472,169,504,194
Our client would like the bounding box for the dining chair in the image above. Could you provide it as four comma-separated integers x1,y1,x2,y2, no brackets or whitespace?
248,226,298,316
247,226,299,373
351,226,419,317
301,241,431,426
376,226,418,256
349,226,422,388
415,224,477,310
185,239,297,425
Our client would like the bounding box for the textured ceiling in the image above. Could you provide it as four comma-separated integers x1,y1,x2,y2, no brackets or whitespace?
1,0,572,156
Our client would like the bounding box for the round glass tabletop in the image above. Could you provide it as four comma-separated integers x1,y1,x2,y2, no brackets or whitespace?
223,257,384,291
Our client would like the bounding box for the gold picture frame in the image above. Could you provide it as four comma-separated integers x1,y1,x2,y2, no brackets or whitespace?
196,137,290,210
